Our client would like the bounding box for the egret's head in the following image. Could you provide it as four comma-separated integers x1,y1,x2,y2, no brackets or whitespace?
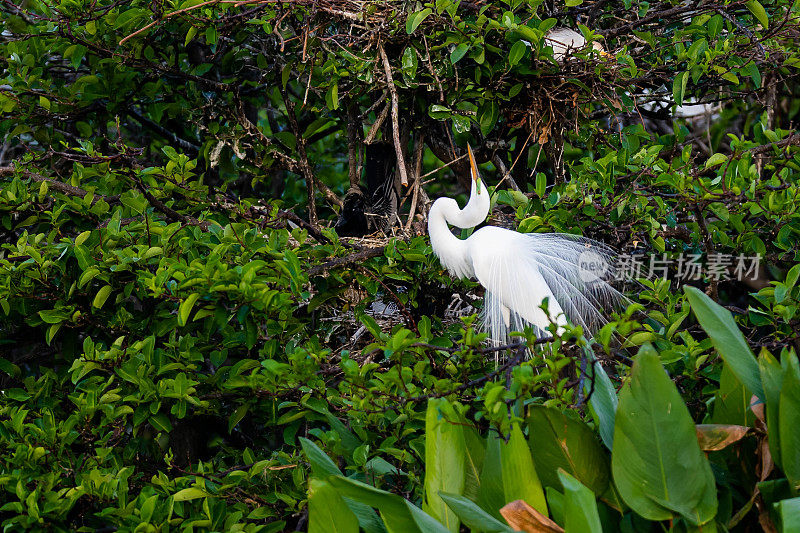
467,144,483,194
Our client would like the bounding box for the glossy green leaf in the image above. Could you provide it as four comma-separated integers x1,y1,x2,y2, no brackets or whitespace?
92,285,112,309
309,479,359,533
328,476,450,533
746,0,769,29
423,399,465,532
558,470,602,533
406,9,432,34
439,492,513,532
528,406,610,496
509,41,527,66
612,344,717,525
501,423,547,516
178,293,200,326
173,487,209,501
673,71,689,106
779,356,800,491
685,286,764,399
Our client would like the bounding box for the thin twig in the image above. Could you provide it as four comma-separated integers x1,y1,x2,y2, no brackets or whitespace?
378,44,409,186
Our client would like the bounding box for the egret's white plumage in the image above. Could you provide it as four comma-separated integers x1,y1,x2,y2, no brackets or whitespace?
544,27,606,62
428,146,623,345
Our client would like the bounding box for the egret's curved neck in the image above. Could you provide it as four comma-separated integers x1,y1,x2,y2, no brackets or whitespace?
427,178,489,279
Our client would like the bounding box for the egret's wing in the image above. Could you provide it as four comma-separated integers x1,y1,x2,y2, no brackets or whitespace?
470,229,625,344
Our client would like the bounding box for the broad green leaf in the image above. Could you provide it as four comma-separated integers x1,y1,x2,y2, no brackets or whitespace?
406,9,432,34
778,497,800,530
685,286,764,399
150,413,172,433
705,153,727,168
402,46,419,79
328,476,450,533
501,424,547,516
779,356,800,491
423,399,465,532
478,100,499,136
583,347,618,450
745,0,769,29
450,43,470,64
326,83,339,111
509,41,527,66
612,344,717,525
711,363,756,427
673,71,689,106
309,479,359,533
558,470,602,533
92,285,112,309
528,406,610,496
299,437,342,479
178,293,200,326
439,492,513,532
173,487,209,501
759,349,784,467
300,439,385,533
478,434,506,521
462,423,486,502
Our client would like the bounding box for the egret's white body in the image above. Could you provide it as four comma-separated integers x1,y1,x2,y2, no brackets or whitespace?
544,27,606,62
428,146,623,344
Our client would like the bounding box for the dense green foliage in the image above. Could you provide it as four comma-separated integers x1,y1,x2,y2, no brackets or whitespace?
2,0,800,530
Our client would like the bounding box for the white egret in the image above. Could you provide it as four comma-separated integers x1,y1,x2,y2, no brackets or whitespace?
543,27,607,62
428,146,624,345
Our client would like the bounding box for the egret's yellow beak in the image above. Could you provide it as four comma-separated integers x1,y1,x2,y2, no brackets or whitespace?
467,144,481,193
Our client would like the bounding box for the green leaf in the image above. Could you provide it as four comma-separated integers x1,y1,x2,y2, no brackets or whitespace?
685,286,764,399
301,437,343,479
450,43,470,64
585,353,618,450
711,363,756,427
300,439,385,533
478,434,506,521
429,104,451,120
705,153,727,168
501,423,547,516
508,41,527,66
326,83,339,111
528,406,610,496
745,0,769,29
779,356,800,491
178,293,200,326
423,399,465,532
611,344,718,525
402,47,419,79
673,71,689,106
406,9,432,34
478,100,499,136
558,470,602,533
439,492,513,532
778,497,800,530
228,404,248,433
759,349,784,467
173,487,209,501
328,476,450,533
92,285,112,309
309,479,359,533
75,230,91,246
150,413,173,433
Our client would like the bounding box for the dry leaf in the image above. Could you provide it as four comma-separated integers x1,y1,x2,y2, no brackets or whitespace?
500,500,564,533
757,437,774,481
695,424,749,451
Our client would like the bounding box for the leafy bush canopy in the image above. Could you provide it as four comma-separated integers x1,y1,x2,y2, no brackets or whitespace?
2,0,800,530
